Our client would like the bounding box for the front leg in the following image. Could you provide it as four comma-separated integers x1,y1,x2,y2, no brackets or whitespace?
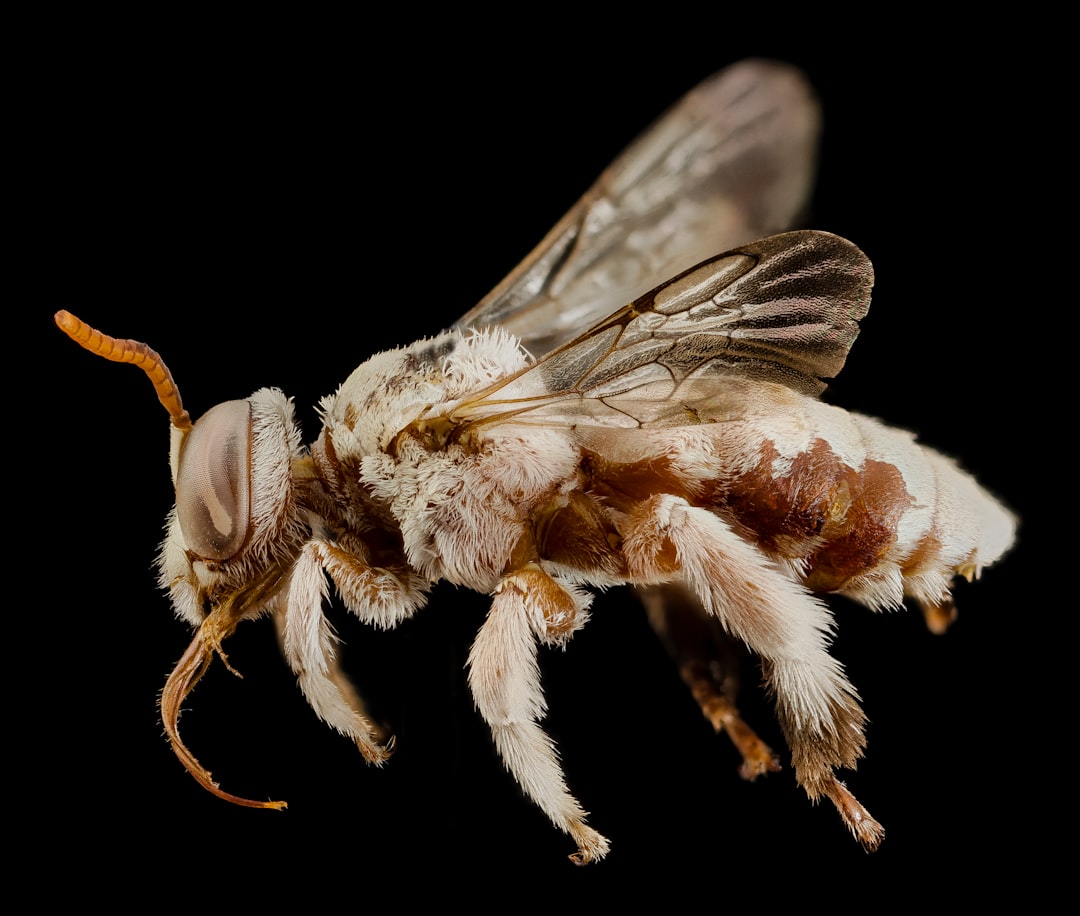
280,536,428,764
467,563,609,864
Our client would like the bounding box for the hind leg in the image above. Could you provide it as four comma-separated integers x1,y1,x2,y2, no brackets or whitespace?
640,583,780,780
624,495,884,850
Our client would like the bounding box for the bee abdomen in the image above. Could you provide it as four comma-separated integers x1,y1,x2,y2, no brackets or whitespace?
713,414,1014,611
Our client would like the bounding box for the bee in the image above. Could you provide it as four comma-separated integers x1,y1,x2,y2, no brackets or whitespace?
55,59,1015,864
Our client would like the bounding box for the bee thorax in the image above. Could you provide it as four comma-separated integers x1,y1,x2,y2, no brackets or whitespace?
311,329,577,589
360,427,580,589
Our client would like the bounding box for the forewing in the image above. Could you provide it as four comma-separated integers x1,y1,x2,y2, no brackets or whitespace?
454,59,821,355
457,231,873,430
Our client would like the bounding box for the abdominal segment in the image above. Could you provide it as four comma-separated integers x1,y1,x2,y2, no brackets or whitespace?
561,407,989,612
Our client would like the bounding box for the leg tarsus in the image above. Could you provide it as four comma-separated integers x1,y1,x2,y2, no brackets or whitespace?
822,777,884,851
641,584,780,780
698,684,781,780
567,824,611,865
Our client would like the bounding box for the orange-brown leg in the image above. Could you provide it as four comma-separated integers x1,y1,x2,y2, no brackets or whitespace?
640,583,780,780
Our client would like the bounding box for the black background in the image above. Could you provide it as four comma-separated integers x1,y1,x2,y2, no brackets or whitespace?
27,17,1045,903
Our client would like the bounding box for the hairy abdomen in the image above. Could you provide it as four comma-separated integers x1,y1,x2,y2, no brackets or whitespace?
576,400,1015,613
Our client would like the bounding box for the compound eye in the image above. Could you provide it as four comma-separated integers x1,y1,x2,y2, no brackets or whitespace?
175,400,252,560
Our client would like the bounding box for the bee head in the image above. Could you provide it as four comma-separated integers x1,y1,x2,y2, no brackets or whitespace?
55,310,305,810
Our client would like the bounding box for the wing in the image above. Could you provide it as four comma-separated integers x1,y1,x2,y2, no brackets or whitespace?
454,59,821,355
453,231,873,431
